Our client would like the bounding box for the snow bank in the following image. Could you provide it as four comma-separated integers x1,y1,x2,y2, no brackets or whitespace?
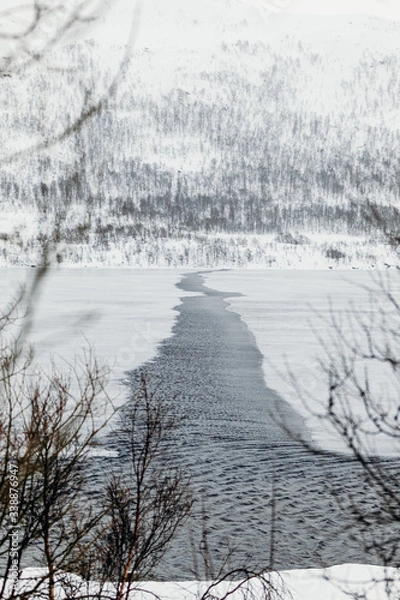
3,564,399,599
1,233,398,270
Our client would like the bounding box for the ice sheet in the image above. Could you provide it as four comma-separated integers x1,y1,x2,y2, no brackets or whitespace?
205,269,400,456
0,268,194,408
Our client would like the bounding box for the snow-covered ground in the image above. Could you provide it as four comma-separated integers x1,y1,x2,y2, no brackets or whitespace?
205,269,400,456
1,229,398,270
3,563,399,600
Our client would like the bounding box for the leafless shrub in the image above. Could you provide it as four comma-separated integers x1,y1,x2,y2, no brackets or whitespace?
198,568,289,600
86,372,192,600
0,289,113,599
0,297,193,600
275,270,400,598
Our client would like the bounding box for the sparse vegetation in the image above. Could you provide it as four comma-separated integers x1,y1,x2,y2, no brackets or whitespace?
325,246,346,260
0,26,399,267
0,291,192,598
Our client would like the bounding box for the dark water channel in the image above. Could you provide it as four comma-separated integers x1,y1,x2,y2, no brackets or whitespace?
101,271,395,580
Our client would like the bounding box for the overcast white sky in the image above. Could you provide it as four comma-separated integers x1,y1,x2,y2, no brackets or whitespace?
1,0,399,57
94,0,400,48
260,0,400,19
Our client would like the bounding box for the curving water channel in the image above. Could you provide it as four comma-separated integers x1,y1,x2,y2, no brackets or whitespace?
102,271,397,580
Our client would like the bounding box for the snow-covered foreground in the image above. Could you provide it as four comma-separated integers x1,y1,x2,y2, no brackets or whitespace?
3,564,399,600
205,269,400,456
0,268,193,407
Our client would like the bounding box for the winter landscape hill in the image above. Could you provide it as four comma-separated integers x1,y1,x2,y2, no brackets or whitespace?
0,1,399,268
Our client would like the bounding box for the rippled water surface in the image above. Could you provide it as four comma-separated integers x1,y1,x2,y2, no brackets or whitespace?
103,272,399,580
3,269,398,579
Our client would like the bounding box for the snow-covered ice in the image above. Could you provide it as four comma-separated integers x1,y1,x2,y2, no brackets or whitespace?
0,268,194,407
205,269,400,456
2,268,399,456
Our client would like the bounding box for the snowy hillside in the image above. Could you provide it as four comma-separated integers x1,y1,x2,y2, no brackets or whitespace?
0,3,399,268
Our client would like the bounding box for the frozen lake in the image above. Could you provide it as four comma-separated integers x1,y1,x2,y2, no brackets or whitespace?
1,267,399,577
0,268,191,408
112,270,399,577
1,267,398,452
205,269,400,456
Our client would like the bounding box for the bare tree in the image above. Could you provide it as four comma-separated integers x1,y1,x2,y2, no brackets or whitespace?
0,289,114,599
321,274,400,561
88,372,192,600
0,2,194,598
0,296,195,599
0,1,109,73
0,1,144,163
279,268,400,599
198,568,289,600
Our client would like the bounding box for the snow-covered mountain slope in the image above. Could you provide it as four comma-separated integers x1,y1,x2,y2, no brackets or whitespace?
0,4,399,268
125,0,400,54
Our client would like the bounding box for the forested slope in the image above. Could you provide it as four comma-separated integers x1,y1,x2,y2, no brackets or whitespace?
0,11,399,267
